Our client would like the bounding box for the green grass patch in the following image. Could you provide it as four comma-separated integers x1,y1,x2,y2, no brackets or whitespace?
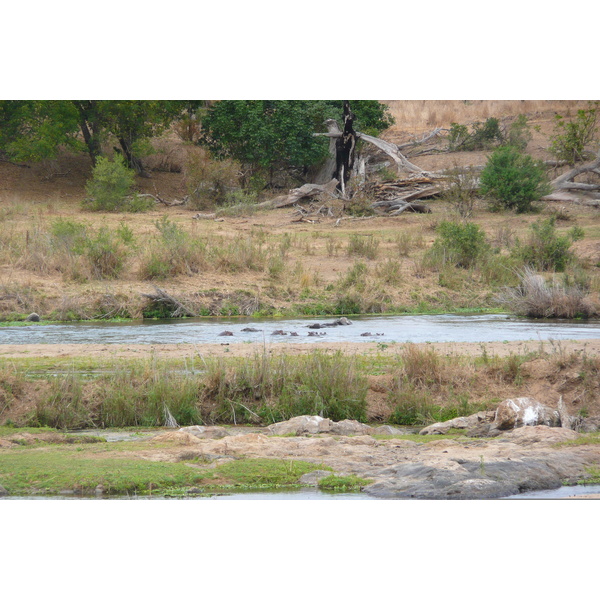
0,448,206,496
317,474,372,492
0,450,326,496
206,458,330,489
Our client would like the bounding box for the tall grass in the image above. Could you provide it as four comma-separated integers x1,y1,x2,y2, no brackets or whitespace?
21,352,367,429
496,266,597,318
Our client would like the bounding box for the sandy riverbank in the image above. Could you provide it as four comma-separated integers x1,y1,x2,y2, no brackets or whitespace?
2,338,600,360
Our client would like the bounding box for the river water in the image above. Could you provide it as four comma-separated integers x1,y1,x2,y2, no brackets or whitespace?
3,313,600,345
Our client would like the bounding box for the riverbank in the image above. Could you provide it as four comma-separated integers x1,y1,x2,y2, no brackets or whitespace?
2,420,600,500
2,338,600,359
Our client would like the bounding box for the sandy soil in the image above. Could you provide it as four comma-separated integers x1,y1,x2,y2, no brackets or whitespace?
2,338,600,360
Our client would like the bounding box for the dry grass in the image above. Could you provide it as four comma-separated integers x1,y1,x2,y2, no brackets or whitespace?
382,100,587,135
497,266,598,318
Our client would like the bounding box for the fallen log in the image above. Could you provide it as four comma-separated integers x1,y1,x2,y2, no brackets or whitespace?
549,146,600,193
255,179,339,209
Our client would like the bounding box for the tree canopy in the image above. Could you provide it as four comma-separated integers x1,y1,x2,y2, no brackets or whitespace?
199,100,394,184
0,100,393,184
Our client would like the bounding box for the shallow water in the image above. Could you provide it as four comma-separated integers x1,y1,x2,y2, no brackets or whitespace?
4,485,600,500
3,313,600,345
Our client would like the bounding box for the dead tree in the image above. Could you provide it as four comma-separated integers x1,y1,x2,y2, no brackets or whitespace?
333,101,357,197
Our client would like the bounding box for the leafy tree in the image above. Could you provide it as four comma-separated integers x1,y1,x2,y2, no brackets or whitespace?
0,100,187,174
480,145,551,213
0,101,82,162
200,100,393,186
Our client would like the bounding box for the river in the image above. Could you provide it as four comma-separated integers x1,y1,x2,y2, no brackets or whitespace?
3,313,600,345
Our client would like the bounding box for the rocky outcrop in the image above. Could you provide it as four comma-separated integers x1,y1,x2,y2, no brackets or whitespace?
266,415,378,436
178,425,231,439
493,397,560,430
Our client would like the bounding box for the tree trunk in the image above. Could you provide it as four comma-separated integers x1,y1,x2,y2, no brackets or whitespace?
334,102,357,197
72,101,102,167
118,136,151,178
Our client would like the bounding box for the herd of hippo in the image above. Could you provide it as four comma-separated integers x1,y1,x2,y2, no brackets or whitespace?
217,316,385,338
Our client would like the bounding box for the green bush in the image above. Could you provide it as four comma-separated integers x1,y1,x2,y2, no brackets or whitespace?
448,117,504,151
480,145,551,213
84,155,136,211
512,216,583,272
84,227,127,279
426,221,490,269
550,102,599,165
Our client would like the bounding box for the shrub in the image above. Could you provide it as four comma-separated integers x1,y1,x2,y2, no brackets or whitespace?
496,266,597,318
480,145,551,213
441,167,479,218
84,227,127,279
448,117,504,151
512,216,582,272
425,221,490,269
185,147,241,209
346,234,379,259
84,155,136,211
550,102,599,165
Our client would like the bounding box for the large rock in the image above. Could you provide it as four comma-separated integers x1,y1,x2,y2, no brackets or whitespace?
267,415,334,435
419,411,495,435
493,397,560,430
363,450,589,499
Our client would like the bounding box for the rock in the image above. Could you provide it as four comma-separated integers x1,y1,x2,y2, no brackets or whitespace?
267,415,333,435
178,425,231,439
0,484,8,497
363,453,585,500
299,470,332,486
330,420,375,436
493,397,560,430
501,425,580,445
25,313,40,322
419,411,494,435
465,423,502,438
